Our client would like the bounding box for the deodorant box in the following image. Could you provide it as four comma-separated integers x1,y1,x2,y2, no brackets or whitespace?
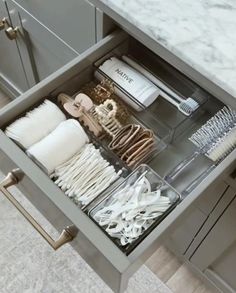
95,57,160,111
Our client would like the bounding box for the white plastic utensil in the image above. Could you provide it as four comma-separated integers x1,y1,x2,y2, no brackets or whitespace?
122,55,199,116
92,172,172,246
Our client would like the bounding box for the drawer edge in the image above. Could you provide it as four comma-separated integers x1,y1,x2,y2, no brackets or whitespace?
128,149,236,261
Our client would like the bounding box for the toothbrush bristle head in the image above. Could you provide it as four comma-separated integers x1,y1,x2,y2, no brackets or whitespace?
189,106,236,160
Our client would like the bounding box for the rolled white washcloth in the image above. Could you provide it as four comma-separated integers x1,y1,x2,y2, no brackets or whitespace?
27,119,89,174
5,100,66,149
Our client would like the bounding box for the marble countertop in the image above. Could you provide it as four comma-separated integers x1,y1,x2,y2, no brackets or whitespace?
94,0,236,100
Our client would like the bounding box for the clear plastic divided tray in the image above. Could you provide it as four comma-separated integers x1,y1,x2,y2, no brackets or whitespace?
93,52,210,143
87,164,181,254
71,79,171,170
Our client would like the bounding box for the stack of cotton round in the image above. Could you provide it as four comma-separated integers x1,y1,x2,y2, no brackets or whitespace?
5,100,66,148
27,119,89,174
95,57,160,111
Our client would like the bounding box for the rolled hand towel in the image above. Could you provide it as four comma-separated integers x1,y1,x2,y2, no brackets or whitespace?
5,100,66,148
27,119,89,174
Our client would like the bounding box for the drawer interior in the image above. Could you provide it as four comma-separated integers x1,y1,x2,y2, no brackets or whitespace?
2,34,231,256
49,36,225,194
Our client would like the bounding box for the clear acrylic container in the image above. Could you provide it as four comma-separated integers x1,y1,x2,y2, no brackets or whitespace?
87,164,181,254
94,53,209,143
72,77,171,170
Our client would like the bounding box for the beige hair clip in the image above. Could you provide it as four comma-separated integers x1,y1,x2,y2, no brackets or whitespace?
95,99,122,138
58,92,103,137
82,79,129,124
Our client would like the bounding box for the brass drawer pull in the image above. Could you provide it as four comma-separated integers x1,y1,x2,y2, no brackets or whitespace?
0,17,7,30
0,169,77,250
0,17,18,40
5,26,18,40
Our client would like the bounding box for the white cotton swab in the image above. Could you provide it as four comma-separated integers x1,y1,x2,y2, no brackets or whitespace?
54,143,121,206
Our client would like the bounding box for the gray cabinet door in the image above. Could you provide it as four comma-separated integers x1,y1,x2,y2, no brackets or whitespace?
7,0,78,85
0,0,28,96
167,180,228,256
167,208,207,255
190,191,236,293
11,0,96,53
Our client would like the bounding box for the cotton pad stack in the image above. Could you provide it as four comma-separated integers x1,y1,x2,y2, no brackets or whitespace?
5,99,121,207
5,100,66,148
5,100,89,175
53,143,121,206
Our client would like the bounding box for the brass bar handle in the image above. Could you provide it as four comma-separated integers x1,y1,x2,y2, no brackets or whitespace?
0,169,77,250
5,26,18,40
0,17,18,40
0,18,7,30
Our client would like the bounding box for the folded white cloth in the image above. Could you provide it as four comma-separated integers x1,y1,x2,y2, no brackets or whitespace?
27,119,89,174
5,100,66,149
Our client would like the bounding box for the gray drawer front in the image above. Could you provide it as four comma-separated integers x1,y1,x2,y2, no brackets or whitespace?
7,0,78,86
206,244,236,293
167,180,229,256
0,31,133,293
190,192,236,293
11,0,96,53
185,185,235,259
0,150,73,233
0,149,127,293
0,30,235,293
195,180,228,215
224,167,236,192
167,207,207,255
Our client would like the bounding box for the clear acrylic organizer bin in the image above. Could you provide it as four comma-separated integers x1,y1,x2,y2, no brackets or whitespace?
87,164,181,254
72,77,171,170
94,52,210,143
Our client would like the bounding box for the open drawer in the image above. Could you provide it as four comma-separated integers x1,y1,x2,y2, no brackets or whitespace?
0,30,235,293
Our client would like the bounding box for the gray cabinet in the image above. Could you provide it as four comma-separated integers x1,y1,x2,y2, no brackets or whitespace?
167,180,229,255
0,0,28,96
7,0,78,85
0,0,97,96
0,30,235,292
190,191,236,293
167,207,207,255
11,0,96,53
167,173,236,293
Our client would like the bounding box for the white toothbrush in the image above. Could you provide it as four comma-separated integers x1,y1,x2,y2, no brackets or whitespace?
122,55,199,116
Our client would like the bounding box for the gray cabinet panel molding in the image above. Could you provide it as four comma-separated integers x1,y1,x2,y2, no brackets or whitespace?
0,0,28,95
192,195,236,268
11,0,96,53
186,186,234,259
7,0,78,85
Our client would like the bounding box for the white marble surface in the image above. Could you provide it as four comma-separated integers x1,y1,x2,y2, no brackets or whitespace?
98,0,236,98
